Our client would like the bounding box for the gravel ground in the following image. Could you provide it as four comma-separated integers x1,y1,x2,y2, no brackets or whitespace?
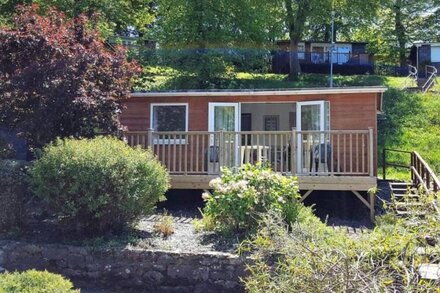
134,216,240,253
2,188,391,251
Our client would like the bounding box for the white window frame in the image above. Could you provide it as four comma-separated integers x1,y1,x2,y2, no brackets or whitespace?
150,103,189,145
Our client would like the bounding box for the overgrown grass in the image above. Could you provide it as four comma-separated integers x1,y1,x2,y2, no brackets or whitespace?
242,192,440,292
379,88,440,179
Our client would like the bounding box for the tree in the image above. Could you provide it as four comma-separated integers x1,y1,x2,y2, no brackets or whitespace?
0,5,140,148
0,0,155,37
351,0,439,65
153,0,280,88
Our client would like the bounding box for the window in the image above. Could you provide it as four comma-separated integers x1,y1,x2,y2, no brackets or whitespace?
150,104,188,144
264,115,279,131
289,111,296,129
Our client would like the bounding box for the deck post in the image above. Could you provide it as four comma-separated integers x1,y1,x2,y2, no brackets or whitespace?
291,128,297,174
369,190,375,222
147,128,154,150
219,129,225,169
368,127,374,177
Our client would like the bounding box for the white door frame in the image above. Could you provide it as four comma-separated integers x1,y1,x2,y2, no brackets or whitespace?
296,101,325,173
208,102,241,167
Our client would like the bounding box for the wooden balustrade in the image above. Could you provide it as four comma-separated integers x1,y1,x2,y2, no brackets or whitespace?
383,149,440,194
124,129,374,177
297,129,372,176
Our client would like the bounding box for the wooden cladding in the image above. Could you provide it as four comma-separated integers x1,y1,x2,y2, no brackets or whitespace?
125,129,374,177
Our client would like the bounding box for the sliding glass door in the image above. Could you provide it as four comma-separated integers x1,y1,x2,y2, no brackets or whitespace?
296,101,329,173
208,103,240,170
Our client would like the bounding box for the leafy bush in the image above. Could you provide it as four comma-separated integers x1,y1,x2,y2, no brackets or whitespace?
29,136,170,235
0,5,140,148
202,164,300,233
0,270,77,293
242,192,440,292
0,159,29,232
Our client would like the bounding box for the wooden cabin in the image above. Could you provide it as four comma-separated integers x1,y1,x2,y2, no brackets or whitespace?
272,41,374,75
121,87,386,219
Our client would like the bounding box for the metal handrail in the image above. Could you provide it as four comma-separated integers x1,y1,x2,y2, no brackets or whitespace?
422,65,438,93
401,65,418,89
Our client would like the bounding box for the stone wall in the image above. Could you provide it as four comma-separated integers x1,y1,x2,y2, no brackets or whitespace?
0,240,247,292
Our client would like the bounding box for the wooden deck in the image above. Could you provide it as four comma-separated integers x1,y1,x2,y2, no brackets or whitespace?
170,174,376,191
125,129,376,191
126,129,377,220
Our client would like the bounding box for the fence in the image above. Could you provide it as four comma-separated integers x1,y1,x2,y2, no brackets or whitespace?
125,129,374,177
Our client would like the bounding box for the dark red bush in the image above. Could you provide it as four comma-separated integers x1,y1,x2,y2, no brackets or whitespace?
0,5,141,148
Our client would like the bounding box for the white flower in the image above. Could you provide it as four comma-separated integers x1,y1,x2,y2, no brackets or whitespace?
209,177,222,189
277,196,285,204
202,192,211,200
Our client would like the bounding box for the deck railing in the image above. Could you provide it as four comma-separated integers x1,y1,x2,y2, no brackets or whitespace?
125,129,374,177
383,149,440,193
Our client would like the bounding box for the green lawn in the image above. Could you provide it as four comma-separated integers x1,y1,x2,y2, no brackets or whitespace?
133,66,410,91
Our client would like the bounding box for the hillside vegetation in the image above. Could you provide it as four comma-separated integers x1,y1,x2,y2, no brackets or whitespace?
134,67,440,179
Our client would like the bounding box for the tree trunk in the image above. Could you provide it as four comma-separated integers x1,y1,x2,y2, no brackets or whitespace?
394,0,407,67
289,39,301,80
285,0,310,81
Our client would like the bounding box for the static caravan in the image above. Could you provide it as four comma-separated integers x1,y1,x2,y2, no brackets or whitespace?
121,87,386,218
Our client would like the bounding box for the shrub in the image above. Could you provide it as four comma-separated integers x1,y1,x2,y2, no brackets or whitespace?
202,164,300,233
0,159,28,232
29,136,170,235
0,5,140,148
242,192,440,292
0,269,78,293
153,210,175,238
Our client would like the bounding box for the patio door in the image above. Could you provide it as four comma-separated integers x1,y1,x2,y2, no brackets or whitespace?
208,103,240,170
296,101,326,173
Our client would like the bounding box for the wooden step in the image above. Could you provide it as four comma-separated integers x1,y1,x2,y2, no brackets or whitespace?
393,193,419,199
390,182,414,186
395,202,423,208
396,210,426,216
392,188,418,194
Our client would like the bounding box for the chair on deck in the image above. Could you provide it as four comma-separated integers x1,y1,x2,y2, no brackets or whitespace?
309,143,332,173
204,146,219,171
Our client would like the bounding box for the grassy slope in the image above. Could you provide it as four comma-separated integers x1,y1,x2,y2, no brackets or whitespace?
134,67,440,180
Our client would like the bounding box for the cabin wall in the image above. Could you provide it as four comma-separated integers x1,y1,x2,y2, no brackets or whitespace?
120,93,378,175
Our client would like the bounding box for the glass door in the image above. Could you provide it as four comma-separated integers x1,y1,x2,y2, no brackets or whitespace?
208,103,240,170
296,101,325,173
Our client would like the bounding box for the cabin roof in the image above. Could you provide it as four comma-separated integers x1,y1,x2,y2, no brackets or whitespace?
131,86,387,98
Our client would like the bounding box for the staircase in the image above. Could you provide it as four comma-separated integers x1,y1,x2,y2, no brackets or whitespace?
383,149,440,217
402,65,438,93
390,182,424,216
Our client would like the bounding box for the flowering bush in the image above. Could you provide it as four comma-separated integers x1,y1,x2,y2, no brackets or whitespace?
202,164,300,233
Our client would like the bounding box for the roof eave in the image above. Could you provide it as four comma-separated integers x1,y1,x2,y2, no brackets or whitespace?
130,87,388,98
